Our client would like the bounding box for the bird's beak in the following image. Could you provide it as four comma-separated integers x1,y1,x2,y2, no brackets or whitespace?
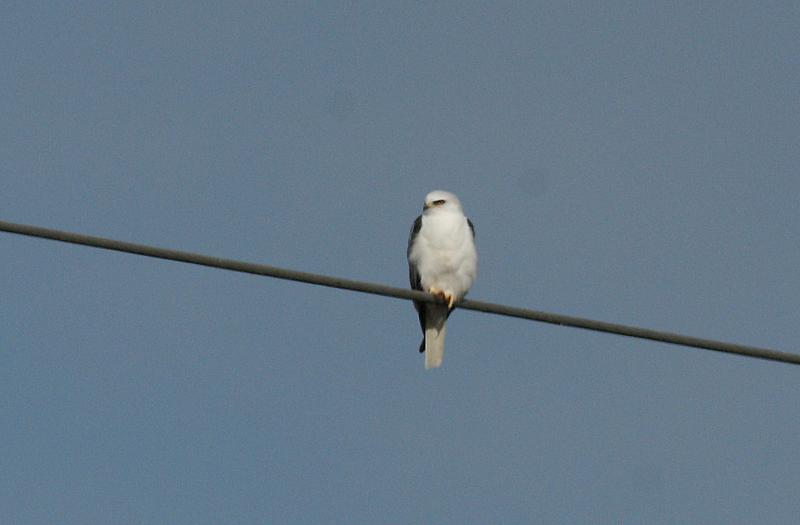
423,202,431,210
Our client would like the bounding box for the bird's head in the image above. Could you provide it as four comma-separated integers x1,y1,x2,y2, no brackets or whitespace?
422,190,463,214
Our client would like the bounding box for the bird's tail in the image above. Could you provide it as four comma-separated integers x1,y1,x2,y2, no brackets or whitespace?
423,304,448,369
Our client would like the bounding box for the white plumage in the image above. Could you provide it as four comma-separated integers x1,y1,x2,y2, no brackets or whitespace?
407,190,477,369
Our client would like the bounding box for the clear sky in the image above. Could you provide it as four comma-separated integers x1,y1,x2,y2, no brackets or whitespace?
2,2,799,523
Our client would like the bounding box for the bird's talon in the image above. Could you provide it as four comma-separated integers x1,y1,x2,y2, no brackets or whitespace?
427,288,457,308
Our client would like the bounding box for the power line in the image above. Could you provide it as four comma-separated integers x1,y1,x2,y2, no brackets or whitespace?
2,219,798,366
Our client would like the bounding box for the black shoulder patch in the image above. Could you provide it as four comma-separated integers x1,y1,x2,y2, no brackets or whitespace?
411,215,423,236
407,215,423,257
467,218,475,238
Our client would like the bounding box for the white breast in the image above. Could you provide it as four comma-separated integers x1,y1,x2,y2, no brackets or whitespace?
409,211,477,298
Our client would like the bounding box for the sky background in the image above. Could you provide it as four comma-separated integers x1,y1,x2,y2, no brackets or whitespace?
2,2,799,523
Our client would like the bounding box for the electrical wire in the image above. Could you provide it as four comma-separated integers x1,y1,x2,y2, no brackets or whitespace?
1,219,797,366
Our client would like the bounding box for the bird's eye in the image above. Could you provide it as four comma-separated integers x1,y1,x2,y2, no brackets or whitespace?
433,199,446,205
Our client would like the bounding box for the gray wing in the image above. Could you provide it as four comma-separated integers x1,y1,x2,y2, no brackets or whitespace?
407,215,426,352
407,215,423,292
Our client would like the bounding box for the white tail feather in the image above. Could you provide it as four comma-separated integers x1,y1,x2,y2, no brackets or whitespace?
424,305,448,369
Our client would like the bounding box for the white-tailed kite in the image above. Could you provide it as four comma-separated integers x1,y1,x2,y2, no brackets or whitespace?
407,190,477,369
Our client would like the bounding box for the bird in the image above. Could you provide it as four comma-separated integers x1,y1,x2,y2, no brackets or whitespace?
407,190,477,369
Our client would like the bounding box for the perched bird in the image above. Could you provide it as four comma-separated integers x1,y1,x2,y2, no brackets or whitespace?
407,190,477,369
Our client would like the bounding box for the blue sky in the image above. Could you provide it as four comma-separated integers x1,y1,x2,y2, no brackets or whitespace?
2,2,799,523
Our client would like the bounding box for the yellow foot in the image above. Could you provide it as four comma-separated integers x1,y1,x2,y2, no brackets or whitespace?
428,287,457,309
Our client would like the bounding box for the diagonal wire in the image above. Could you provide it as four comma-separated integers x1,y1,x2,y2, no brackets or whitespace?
1,219,798,366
